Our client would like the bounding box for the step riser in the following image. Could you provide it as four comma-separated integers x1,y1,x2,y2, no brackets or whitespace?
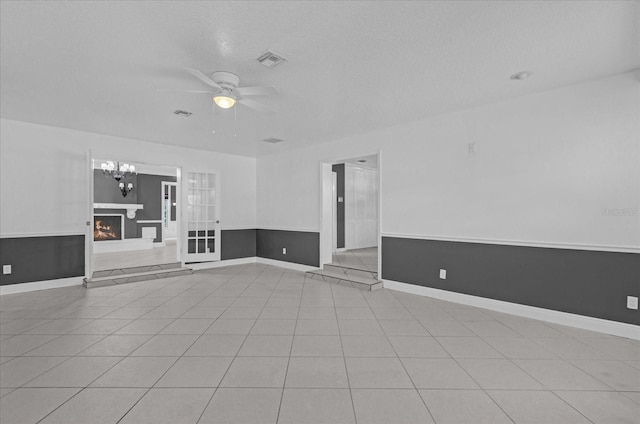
310,267,379,285
323,264,377,280
84,269,192,288
305,271,382,291
92,262,183,279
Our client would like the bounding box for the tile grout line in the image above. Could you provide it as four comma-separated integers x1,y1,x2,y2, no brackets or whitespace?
386,288,522,423
103,270,227,424
194,262,265,424
389,288,605,424
275,269,304,424
330,273,360,424
31,274,202,424
39,266,244,424
112,265,255,423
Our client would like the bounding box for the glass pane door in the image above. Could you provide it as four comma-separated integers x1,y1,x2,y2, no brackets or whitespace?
183,171,220,262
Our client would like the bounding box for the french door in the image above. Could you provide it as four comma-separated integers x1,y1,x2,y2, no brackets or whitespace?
162,182,178,239
182,170,220,262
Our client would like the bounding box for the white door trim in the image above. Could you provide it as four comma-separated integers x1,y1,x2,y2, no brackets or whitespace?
161,181,178,241
86,151,94,279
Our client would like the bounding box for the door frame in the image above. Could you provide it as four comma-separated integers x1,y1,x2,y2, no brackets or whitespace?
319,150,382,278
85,151,94,279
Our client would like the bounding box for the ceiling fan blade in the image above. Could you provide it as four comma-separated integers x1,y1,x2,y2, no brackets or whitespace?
157,89,214,94
235,86,279,97
237,97,276,113
184,67,222,89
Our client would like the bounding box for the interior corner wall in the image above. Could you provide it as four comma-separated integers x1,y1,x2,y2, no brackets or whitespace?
256,71,640,324
0,119,257,285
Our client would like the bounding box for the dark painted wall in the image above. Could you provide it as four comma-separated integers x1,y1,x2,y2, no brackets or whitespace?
94,170,138,203
332,164,345,249
0,236,85,286
382,237,640,325
222,229,257,260
0,229,318,286
137,174,177,221
94,171,177,218
257,229,319,267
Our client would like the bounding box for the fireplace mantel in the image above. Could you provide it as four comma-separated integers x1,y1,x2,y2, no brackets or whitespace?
94,203,144,219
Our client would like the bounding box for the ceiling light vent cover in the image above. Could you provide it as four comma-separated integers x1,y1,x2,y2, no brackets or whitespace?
263,137,284,144
257,51,286,68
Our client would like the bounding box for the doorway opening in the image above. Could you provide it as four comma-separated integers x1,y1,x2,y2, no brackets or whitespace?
318,152,381,289
90,159,181,274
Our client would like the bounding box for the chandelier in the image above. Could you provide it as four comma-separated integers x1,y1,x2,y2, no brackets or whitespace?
101,161,136,197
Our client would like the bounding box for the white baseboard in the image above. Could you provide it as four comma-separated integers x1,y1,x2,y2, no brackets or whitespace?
188,257,256,270
383,279,640,341
0,277,85,295
255,257,317,272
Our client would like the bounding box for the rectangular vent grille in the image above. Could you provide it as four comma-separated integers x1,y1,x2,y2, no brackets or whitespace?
257,51,286,68
263,137,284,144
173,110,192,117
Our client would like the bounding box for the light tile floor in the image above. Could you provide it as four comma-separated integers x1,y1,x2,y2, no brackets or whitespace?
0,263,639,424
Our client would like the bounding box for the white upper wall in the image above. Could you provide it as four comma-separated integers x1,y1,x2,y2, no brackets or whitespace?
0,119,256,236
257,72,640,250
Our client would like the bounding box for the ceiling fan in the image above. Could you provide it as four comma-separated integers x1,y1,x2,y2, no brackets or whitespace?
173,67,278,113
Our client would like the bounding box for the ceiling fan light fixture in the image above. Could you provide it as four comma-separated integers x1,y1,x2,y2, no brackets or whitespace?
213,94,236,109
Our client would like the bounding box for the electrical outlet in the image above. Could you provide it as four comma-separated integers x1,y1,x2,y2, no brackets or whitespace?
282,248,287,255
439,269,446,279
468,142,477,153
627,296,638,310
2,265,11,275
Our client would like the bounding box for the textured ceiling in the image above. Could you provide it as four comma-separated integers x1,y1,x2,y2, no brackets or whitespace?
1,1,638,157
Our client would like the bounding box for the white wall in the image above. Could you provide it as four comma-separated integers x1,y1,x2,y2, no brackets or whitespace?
257,72,640,250
345,164,378,249
0,119,256,237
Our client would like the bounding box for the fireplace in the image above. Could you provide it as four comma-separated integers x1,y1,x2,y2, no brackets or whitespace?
94,215,124,241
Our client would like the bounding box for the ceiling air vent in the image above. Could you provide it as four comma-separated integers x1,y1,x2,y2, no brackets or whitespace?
173,110,192,117
257,50,286,68
263,137,284,144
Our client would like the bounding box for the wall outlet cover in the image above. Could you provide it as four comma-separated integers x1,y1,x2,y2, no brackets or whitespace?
2,265,11,275
627,296,638,310
439,269,447,279
282,248,287,255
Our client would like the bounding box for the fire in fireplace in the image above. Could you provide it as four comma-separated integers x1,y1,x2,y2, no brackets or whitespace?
94,215,123,241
